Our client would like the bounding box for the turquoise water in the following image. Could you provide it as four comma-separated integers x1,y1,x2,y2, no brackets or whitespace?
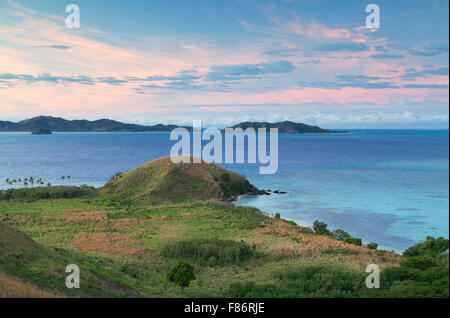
0,130,448,252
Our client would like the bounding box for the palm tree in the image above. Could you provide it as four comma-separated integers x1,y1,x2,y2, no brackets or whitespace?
67,176,71,186
47,183,53,207
29,176,34,187
61,176,65,185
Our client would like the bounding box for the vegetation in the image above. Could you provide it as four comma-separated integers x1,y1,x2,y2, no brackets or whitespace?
313,220,363,247
167,262,196,293
0,157,447,298
163,239,255,266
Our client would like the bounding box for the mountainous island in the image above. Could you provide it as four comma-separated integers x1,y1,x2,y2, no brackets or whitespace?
0,116,345,133
0,116,191,132
227,121,346,133
1,156,447,298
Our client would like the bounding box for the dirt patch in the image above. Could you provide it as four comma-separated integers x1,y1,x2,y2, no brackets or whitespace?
73,232,146,255
254,219,401,264
112,218,140,229
66,211,106,224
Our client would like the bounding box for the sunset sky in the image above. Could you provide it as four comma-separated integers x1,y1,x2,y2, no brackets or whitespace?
0,0,448,128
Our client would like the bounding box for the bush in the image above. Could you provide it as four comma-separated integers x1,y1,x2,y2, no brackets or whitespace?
227,265,367,298
366,243,378,250
332,229,350,241
403,236,449,257
274,213,281,219
313,220,330,235
344,236,362,246
401,255,436,271
163,239,254,266
0,186,85,201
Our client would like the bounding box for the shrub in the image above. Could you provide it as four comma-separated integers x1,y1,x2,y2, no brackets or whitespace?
274,213,281,219
401,255,436,271
313,220,329,235
332,229,350,241
344,236,362,246
228,265,367,298
366,242,378,250
0,186,85,201
403,236,449,257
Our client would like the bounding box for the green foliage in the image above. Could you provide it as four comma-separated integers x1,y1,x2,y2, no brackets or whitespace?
167,262,195,293
221,173,231,182
220,179,255,199
403,236,449,257
344,236,362,246
163,239,254,266
313,220,329,235
274,212,281,219
366,242,378,250
0,186,87,202
401,255,436,271
332,228,350,241
228,265,367,298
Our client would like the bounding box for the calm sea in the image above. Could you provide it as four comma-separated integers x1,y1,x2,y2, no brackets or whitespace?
0,130,448,252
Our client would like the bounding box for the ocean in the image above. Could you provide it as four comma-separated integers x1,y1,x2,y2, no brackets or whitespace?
0,130,448,252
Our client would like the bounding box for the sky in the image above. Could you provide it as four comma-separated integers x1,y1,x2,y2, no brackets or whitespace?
0,0,448,128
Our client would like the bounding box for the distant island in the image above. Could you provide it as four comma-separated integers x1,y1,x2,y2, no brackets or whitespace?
0,116,191,133
0,116,346,134
31,128,52,135
227,121,347,134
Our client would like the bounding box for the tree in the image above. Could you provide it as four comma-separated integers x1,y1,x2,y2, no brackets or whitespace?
29,176,34,187
404,236,449,257
344,236,362,246
167,262,195,293
366,242,378,250
47,183,53,207
313,220,329,235
332,229,350,241
61,176,65,185
67,176,71,186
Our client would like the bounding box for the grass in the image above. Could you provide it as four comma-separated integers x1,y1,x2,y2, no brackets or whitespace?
0,194,402,298
162,239,255,266
2,157,435,298
0,272,60,298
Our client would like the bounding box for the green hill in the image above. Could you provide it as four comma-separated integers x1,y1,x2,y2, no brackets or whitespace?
0,221,140,297
101,156,258,203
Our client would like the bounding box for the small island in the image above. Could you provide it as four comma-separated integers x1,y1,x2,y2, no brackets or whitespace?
31,128,52,135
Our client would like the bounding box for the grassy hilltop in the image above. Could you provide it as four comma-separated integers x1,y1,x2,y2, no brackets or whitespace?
0,157,448,298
